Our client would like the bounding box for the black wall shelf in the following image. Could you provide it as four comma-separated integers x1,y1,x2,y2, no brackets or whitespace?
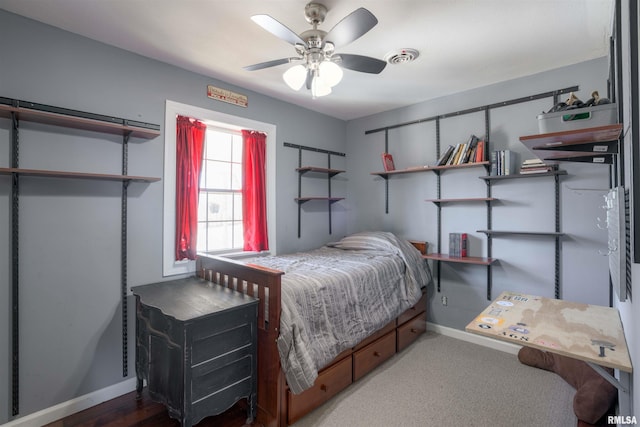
1,96,160,416
285,142,345,238
365,85,578,300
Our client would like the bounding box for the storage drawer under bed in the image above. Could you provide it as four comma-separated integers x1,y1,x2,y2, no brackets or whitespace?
397,291,427,325
287,355,353,425
353,329,396,381
397,311,427,352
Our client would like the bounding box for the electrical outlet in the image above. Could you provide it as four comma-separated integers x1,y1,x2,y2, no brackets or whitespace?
441,296,448,306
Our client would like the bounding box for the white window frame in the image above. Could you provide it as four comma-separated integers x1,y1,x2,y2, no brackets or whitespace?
162,100,277,277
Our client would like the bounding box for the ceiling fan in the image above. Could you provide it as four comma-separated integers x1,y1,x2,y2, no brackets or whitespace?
244,2,387,98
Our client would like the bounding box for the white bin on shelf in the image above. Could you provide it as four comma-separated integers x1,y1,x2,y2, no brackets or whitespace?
537,103,617,134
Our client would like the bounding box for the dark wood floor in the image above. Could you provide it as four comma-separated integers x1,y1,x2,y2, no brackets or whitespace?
43,389,261,427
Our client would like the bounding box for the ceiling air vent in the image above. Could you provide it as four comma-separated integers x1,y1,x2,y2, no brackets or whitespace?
385,48,420,65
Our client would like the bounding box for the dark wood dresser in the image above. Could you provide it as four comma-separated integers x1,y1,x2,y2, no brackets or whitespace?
132,277,258,427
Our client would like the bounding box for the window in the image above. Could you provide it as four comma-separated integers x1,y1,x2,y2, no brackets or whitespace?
163,100,277,277
197,128,244,253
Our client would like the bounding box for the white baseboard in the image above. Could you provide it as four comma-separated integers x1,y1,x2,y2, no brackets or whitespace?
427,322,522,355
2,323,518,426
2,378,138,427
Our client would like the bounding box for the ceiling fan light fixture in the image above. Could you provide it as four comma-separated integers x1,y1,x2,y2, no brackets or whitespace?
283,64,307,90
318,60,343,87
311,75,332,98
249,4,385,98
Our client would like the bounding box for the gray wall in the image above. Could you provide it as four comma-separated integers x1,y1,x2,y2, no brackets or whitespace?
0,6,627,424
0,10,347,422
345,58,612,330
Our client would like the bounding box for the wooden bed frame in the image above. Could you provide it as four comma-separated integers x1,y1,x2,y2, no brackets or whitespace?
196,240,428,427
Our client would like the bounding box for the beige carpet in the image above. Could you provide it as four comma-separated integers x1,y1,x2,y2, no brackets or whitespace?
292,332,577,427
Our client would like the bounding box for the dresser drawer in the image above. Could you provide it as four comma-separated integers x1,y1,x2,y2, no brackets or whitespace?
191,318,254,366
397,291,427,325
191,353,253,402
353,330,396,381
397,311,426,352
287,356,352,425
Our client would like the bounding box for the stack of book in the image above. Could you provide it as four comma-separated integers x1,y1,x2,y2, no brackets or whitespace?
436,135,486,166
520,158,556,174
448,232,468,257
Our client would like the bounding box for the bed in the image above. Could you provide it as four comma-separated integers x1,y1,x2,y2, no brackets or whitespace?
196,231,432,426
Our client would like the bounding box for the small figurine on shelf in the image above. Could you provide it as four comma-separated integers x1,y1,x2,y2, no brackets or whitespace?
381,152,395,171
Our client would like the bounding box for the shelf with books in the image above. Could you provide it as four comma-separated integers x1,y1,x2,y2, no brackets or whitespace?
371,161,489,178
431,161,490,174
364,84,581,300
479,169,567,181
370,165,433,178
423,253,496,265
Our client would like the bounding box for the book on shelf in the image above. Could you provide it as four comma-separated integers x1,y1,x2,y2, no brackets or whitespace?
461,135,479,164
447,143,462,165
448,232,468,257
381,152,395,171
474,140,485,162
491,149,518,175
519,158,556,174
522,158,545,166
436,145,455,166
461,233,467,257
520,168,553,174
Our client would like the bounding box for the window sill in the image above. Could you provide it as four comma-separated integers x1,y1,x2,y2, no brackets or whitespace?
197,250,270,260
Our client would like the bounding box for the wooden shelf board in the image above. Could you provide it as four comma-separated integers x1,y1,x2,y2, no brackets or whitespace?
529,140,618,153
480,170,567,180
538,152,613,164
0,103,160,139
370,166,432,177
423,253,496,265
295,197,344,204
371,161,489,177
520,124,622,150
426,197,496,204
0,167,161,182
297,166,345,176
477,230,565,237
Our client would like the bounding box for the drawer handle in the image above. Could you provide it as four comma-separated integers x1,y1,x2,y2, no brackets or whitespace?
373,351,380,357
410,328,418,333
320,384,328,392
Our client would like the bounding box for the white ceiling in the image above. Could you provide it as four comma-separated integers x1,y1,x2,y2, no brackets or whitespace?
0,0,614,121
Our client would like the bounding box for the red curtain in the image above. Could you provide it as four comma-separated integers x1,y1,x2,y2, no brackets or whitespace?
242,130,269,251
175,115,206,260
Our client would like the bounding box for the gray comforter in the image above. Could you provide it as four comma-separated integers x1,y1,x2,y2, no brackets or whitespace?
245,231,432,394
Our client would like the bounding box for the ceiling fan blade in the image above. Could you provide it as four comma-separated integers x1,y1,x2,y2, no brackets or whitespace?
324,8,378,48
243,57,298,71
251,14,306,46
336,54,387,74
